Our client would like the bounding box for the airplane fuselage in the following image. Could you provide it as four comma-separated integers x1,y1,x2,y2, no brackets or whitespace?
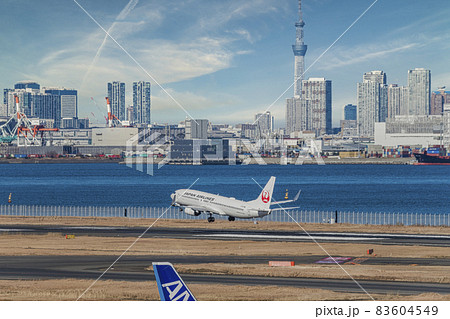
173,189,270,219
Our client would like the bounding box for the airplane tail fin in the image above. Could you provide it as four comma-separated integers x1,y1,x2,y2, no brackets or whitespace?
153,262,196,301
251,176,276,210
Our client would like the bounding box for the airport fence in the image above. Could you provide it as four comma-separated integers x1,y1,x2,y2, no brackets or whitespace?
0,204,449,227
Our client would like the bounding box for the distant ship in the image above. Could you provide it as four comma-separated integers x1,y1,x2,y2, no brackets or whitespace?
413,147,450,165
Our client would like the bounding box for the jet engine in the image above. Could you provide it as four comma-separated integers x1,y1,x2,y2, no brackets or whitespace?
184,207,201,216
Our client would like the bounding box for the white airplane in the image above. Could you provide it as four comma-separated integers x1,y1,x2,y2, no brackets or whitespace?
170,176,300,222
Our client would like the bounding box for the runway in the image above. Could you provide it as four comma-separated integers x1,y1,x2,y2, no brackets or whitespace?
0,255,450,295
1,224,450,296
1,224,450,246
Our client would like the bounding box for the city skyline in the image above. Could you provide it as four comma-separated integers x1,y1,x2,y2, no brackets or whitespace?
1,0,450,128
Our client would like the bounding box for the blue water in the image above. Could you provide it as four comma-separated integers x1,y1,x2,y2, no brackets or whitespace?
0,163,449,214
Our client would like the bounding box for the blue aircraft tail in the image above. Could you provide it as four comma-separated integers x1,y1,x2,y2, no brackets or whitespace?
153,262,196,301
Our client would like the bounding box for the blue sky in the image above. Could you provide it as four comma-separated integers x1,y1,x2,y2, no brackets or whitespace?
1,0,450,127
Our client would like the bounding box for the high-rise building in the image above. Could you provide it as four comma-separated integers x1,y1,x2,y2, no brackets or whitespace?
286,97,307,134
357,71,388,137
14,81,40,90
5,82,41,117
32,92,61,126
408,68,431,115
379,84,388,122
344,104,357,121
44,88,77,118
6,90,33,117
358,81,378,137
3,83,78,128
286,79,333,137
303,78,332,136
254,111,273,137
430,88,450,115
107,81,126,121
44,88,77,128
2,89,13,116
363,70,387,84
357,85,377,138
387,84,409,118
127,106,135,124
132,81,151,125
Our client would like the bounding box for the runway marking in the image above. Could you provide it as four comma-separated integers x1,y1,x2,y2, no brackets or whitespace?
317,232,450,240
315,257,353,264
345,258,368,265
60,226,125,230
195,234,384,241
0,229,31,232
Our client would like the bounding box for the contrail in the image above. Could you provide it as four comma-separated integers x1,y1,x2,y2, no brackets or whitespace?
80,0,139,89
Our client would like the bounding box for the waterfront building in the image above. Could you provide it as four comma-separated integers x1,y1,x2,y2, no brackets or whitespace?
91,127,139,146
430,88,450,115
239,123,258,139
44,88,77,122
286,97,306,134
107,81,126,121
185,119,208,139
379,84,388,122
3,89,13,116
44,88,77,128
132,81,151,125
407,68,431,115
32,92,61,127
357,71,388,137
375,115,443,147
4,84,77,128
388,84,409,118
302,77,332,136
6,90,33,117
169,139,231,161
340,120,357,138
443,104,450,148
254,111,273,138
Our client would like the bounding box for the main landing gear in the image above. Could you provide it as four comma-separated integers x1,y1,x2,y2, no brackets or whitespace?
207,214,215,223
228,216,235,222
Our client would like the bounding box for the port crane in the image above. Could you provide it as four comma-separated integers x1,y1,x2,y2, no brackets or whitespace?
0,95,58,145
105,97,130,127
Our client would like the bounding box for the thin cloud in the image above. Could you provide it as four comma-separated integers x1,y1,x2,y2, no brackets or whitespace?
316,41,421,71
80,0,141,90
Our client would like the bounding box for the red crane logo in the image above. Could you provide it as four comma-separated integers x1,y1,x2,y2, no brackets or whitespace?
261,190,270,203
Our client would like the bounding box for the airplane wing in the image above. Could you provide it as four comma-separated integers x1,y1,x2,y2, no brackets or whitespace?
179,205,208,211
271,190,301,205
271,206,299,211
179,204,226,216
153,262,196,301
202,204,226,216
